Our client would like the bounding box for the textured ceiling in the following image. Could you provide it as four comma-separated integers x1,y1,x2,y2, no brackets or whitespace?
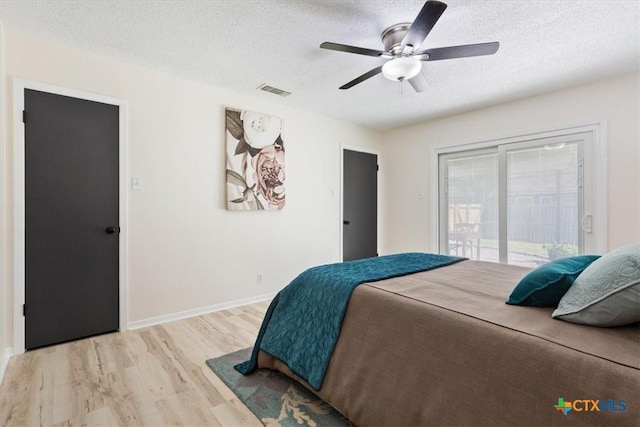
1,0,639,130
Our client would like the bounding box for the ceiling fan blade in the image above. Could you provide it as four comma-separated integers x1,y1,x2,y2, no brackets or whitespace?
339,66,383,90
401,0,447,49
416,42,499,61
408,73,428,93
320,42,389,57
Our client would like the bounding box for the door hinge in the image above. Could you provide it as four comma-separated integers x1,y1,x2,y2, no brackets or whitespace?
22,110,26,123
376,164,379,171
23,304,26,316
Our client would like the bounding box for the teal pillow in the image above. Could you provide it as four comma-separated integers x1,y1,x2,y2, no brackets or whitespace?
506,255,600,307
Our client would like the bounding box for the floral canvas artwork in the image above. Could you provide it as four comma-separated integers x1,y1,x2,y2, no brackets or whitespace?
225,108,285,210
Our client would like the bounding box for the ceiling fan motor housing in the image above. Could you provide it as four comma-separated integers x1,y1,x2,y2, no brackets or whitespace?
381,23,412,55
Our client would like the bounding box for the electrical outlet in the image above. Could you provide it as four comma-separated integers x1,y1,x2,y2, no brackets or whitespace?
257,273,263,284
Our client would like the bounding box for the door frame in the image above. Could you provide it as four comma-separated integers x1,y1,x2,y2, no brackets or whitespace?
340,144,381,261
12,78,129,354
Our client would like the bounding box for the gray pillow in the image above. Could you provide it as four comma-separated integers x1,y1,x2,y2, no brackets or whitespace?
552,243,640,327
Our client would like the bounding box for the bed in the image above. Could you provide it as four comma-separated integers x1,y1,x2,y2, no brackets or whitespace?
242,256,640,426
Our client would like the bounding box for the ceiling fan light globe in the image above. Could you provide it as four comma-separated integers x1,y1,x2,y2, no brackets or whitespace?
382,57,422,81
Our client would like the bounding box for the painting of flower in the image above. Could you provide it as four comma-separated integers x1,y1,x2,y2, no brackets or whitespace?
225,108,285,210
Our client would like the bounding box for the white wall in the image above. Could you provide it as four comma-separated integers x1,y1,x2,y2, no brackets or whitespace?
0,30,382,349
380,72,640,255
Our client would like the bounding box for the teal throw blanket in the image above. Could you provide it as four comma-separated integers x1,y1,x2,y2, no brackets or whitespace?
234,252,465,390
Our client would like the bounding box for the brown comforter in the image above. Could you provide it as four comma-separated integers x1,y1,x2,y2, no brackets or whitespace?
259,260,640,426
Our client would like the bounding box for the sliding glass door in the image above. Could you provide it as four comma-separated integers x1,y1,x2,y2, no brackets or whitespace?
439,150,498,262
501,137,583,265
439,132,591,267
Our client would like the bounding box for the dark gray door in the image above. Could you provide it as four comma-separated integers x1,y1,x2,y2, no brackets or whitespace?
24,89,119,350
343,149,377,261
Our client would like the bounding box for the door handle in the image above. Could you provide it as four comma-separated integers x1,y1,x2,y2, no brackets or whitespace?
581,214,592,233
106,226,120,234
343,220,350,225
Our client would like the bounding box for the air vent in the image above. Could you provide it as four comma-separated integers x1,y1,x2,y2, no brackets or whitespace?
257,84,292,97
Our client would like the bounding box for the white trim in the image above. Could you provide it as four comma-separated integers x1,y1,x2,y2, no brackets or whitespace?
340,144,381,261
497,146,507,263
430,121,608,258
590,122,608,253
127,292,276,330
0,23,7,370
12,78,129,354
0,347,13,383
430,152,440,253
432,121,607,155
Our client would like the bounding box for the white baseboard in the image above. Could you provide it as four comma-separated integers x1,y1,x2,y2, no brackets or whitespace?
0,347,14,384
127,292,276,330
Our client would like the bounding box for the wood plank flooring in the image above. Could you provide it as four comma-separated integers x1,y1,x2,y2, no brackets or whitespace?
0,302,270,426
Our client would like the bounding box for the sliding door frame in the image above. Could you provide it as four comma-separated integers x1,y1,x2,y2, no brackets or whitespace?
431,122,607,260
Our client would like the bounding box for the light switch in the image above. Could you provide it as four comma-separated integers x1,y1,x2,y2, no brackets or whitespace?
131,177,142,191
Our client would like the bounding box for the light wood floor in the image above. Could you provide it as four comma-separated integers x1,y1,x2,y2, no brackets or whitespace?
0,301,270,426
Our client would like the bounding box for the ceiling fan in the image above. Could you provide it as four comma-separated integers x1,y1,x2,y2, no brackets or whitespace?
320,0,499,92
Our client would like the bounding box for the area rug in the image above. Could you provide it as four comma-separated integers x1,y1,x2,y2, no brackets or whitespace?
206,348,353,427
